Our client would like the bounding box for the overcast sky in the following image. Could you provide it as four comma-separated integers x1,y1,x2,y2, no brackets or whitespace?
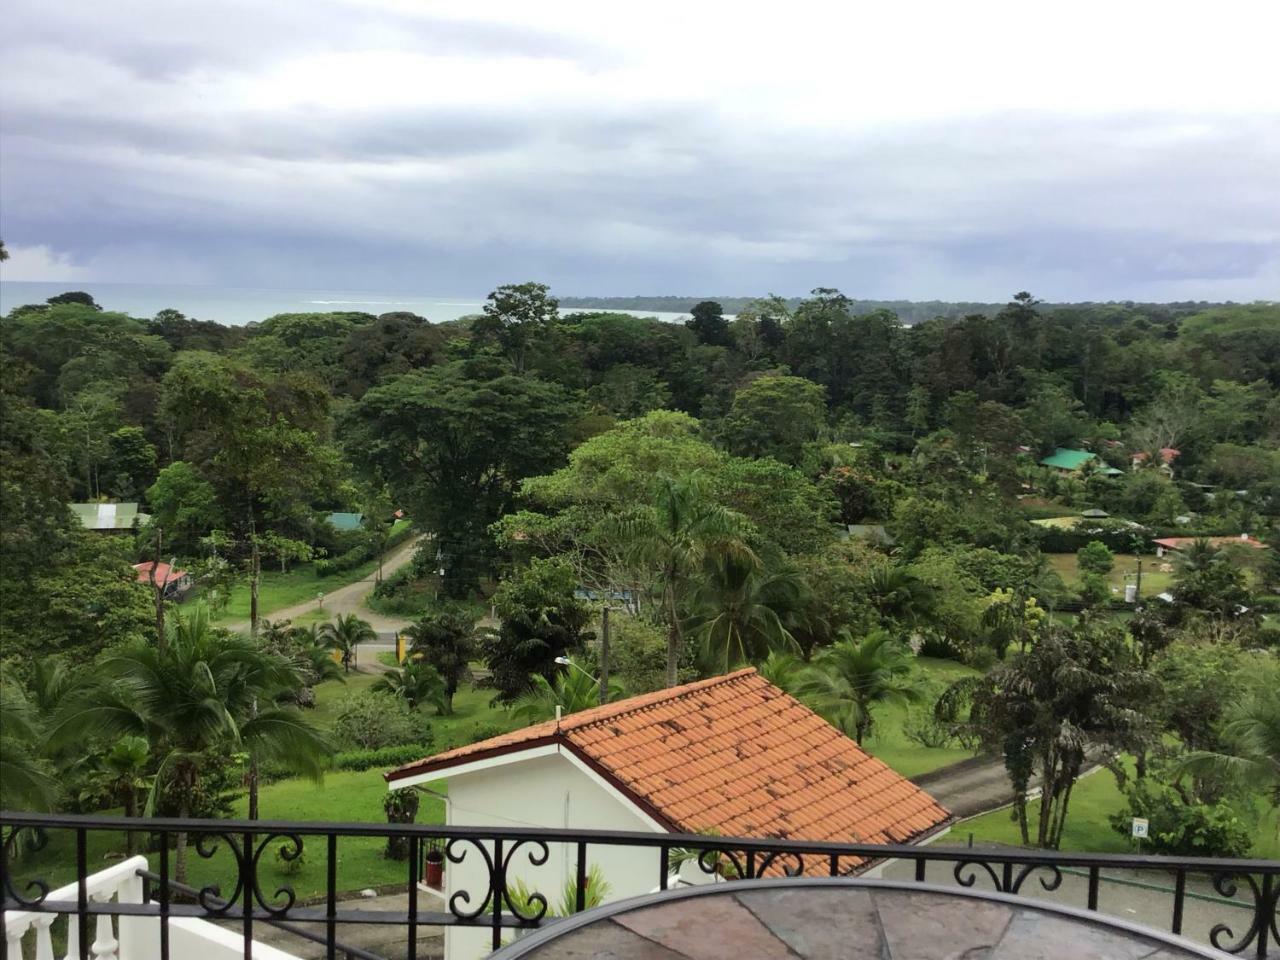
2,0,1278,301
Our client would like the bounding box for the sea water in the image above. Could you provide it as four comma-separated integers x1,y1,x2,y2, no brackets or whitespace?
0,281,691,326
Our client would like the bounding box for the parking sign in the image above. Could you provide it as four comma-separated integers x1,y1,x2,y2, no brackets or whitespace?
1131,817,1149,839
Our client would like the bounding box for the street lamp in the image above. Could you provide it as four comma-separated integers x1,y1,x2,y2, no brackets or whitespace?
554,656,599,687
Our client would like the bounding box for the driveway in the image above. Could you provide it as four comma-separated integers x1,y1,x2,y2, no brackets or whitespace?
227,535,425,635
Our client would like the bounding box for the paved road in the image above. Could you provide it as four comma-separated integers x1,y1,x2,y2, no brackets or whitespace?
911,755,1029,819
227,535,425,635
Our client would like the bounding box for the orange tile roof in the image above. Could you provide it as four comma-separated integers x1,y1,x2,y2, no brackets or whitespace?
386,669,951,854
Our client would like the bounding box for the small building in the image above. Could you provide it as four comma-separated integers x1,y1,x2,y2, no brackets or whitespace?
1153,535,1268,558
1079,508,1110,519
386,669,951,960
838,524,897,547
326,511,364,532
70,502,149,532
132,561,193,599
1038,448,1123,476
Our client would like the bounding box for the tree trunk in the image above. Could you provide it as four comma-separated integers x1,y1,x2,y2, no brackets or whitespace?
664,579,681,688
249,534,261,638
599,607,611,705
123,789,137,856
151,527,166,650
248,699,260,820
175,794,190,886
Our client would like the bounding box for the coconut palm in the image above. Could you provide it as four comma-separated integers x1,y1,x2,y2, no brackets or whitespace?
757,650,806,696
0,669,57,812
81,736,152,855
1175,670,1280,810
372,662,448,712
406,607,480,713
50,604,331,882
510,658,621,723
860,566,938,636
611,473,752,686
685,551,801,673
798,630,927,745
320,613,377,673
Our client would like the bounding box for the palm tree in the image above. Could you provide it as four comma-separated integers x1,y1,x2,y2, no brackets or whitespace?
372,662,448,712
405,608,479,713
757,650,805,696
0,669,57,812
685,551,801,673
612,473,751,686
83,736,152,855
50,605,331,882
1175,672,1280,810
320,613,377,673
799,630,927,745
510,658,621,723
861,566,938,637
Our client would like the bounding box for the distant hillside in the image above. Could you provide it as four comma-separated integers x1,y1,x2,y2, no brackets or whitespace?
558,295,1260,326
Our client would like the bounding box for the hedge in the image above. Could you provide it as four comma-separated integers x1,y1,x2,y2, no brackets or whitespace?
331,741,434,772
314,522,415,577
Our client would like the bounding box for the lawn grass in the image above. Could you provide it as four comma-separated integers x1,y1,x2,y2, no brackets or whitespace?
861,657,981,779
1045,552,1175,598
960,762,1280,859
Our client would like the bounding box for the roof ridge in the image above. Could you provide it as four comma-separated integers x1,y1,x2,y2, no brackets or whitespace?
559,667,759,730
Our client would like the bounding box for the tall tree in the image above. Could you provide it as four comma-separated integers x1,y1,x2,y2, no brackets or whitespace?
685,300,731,347
406,607,479,714
720,375,827,467
686,551,802,673
320,613,377,674
473,282,560,374
613,473,751,686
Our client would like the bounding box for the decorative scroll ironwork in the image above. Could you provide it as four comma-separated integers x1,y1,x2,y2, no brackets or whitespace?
499,839,550,924
1,825,49,909
444,837,497,921
248,832,303,917
193,831,246,915
1208,872,1279,957
3,811,1279,960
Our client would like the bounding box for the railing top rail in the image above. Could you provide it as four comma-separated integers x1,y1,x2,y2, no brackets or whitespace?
2,854,148,929
3,811,1278,872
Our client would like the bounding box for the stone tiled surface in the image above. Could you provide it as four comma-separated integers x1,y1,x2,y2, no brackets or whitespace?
506,886,1215,959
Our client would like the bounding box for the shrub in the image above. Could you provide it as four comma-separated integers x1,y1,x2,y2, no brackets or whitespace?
332,692,427,750
384,787,421,860
1109,781,1253,858
1076,540,1115,576
1078,572,1112,608
331,741,433,772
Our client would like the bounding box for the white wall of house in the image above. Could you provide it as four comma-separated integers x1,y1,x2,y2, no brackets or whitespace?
435,748,669,960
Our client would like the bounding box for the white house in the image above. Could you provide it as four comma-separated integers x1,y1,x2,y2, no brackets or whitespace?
385,668,951,960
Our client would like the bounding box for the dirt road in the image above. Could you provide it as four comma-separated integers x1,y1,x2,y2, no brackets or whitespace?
227,535,425,634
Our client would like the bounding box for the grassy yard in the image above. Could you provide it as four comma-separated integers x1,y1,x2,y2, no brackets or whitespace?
961,763,1280,859
1045,552,1176,598
861,657,981,779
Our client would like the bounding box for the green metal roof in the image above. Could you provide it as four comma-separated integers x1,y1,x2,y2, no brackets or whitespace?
70,502,147,530
326,511,364,532
1039,448,1096,471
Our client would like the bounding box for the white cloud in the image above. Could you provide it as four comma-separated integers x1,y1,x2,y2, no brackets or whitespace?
1,245,89,282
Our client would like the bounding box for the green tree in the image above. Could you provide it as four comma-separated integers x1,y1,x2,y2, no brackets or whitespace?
613,473,751,686
1172,540,1252,617
943,621,1154,848
320,613,377,673
484,558,592,700
50,606,330,879
105,426,157,499
372,661,447,712
685,300,731,347
720,375,826,467
860,566,939,639
510,658,620,723
1076,540,1114,576
82,736,152,854
686,551,801,673
405,608,479,714
348,359,579,595
0,668,57,811
473,282,560,374
798,630,926,745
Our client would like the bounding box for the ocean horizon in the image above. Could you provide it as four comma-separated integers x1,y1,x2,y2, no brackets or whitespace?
0,281,692,326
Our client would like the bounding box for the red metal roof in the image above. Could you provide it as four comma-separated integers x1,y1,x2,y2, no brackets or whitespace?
132,561,189,585
386,669,951,854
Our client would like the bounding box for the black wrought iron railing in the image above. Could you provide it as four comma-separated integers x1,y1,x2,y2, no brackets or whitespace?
3,811,1278,960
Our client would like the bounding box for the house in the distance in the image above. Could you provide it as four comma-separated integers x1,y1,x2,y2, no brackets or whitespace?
1038,448,1123,476
386,669,951,960
70,501,149,532
1153,534,1268,558
132,561,193,599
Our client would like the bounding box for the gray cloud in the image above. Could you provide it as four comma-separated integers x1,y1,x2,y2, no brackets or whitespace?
2,0,1278,301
